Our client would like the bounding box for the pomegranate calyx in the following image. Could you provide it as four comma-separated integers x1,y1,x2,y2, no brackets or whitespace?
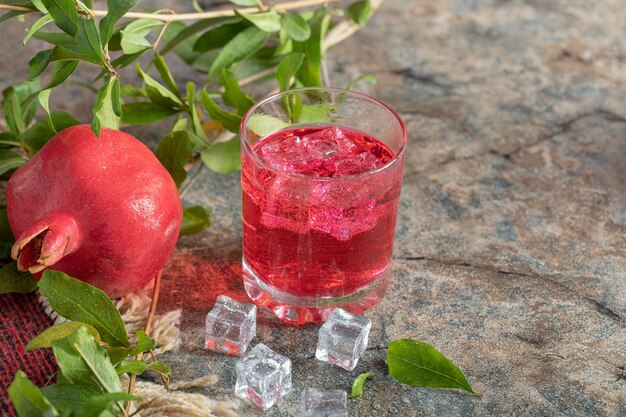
11,213,80,274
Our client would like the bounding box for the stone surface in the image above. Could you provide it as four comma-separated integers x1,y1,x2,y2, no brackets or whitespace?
1,0,625,416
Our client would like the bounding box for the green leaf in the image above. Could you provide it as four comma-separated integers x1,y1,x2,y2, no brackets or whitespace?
0,10,28,24
115,360,170,378
292,7,330,87
83,392,140,416
38,270,129,347
121,102,178,124
27,322,101,350
229,0,261,6
129,330,157,355
276,52,304,91
22,111,79,154
42,0,79,36
161,16,241,55
31,0,49,13
105,347,129,366
111,77,122,117
0,262,37,294
201,90,242,133
348,0,372,26
220,69,254,115
99,0,141,46
76,17,105,65
298,103,334,123
91,76,121,136
192,21,248,53
0,132,21,148
136,64,183,106
40,384,100,414
119,18,162,54
208,26,269,81
156,130,193,188
185,82,205,140
8,370,59,417
179,205,212,236
247,113,288,137
27,49,53,81
32,30,76,45
2,87,25,134
153,53,181,99
23,14,54,45
0,149,27,176
52,326,122,393
0,208,13,259
387,339,478,394
47,60,79,89
281,12,311,42
201,138,241,173
12,79,41,126
235,9,281,32
348,371,372,398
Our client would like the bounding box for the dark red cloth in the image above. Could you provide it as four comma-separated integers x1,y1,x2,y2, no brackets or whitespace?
0,292,55,416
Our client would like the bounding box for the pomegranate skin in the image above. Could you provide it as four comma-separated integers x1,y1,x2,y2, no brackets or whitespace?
6,125,183,298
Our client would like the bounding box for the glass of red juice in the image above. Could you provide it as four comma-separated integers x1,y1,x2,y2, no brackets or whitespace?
240,87,407,324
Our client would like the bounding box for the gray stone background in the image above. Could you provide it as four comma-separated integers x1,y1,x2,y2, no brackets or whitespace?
1,0,625,416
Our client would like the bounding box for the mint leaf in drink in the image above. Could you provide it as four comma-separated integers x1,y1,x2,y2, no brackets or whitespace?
8,370,59,417
38,270,130,347
180,206,212,236
387,339,479,394
348,371,372,399
27,322,101,350
0,262,37,294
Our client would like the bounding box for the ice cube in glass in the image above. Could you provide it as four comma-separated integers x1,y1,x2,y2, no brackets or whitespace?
301,388,348,417
205,295,256,356
315,308,371,371
235,343,292,410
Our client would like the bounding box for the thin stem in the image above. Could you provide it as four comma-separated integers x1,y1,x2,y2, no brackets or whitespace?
151,22,169,50
124,269,163,414
180,161,204,199
238,66,277,87
0,0,343,22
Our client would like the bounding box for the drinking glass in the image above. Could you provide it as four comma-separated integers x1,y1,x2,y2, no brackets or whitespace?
240,87,407,324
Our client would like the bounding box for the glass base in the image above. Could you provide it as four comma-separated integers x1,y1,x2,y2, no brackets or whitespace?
242,259,391,325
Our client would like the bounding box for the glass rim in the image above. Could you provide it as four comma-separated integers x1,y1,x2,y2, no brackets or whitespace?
240,87,408,181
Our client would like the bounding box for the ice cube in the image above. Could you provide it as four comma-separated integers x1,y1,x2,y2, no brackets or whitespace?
315,308,371,371
205,295,256,356
301,388,348,417
235,343,292,410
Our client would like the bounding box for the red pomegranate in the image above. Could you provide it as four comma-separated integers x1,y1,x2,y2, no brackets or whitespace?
7,125,182,298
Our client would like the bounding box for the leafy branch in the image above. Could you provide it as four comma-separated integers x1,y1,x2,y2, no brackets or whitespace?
8,270,169,417
0,0,379,246
0,0,345,22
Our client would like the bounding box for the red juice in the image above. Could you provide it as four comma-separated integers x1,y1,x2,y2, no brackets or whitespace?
241,125,403,306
